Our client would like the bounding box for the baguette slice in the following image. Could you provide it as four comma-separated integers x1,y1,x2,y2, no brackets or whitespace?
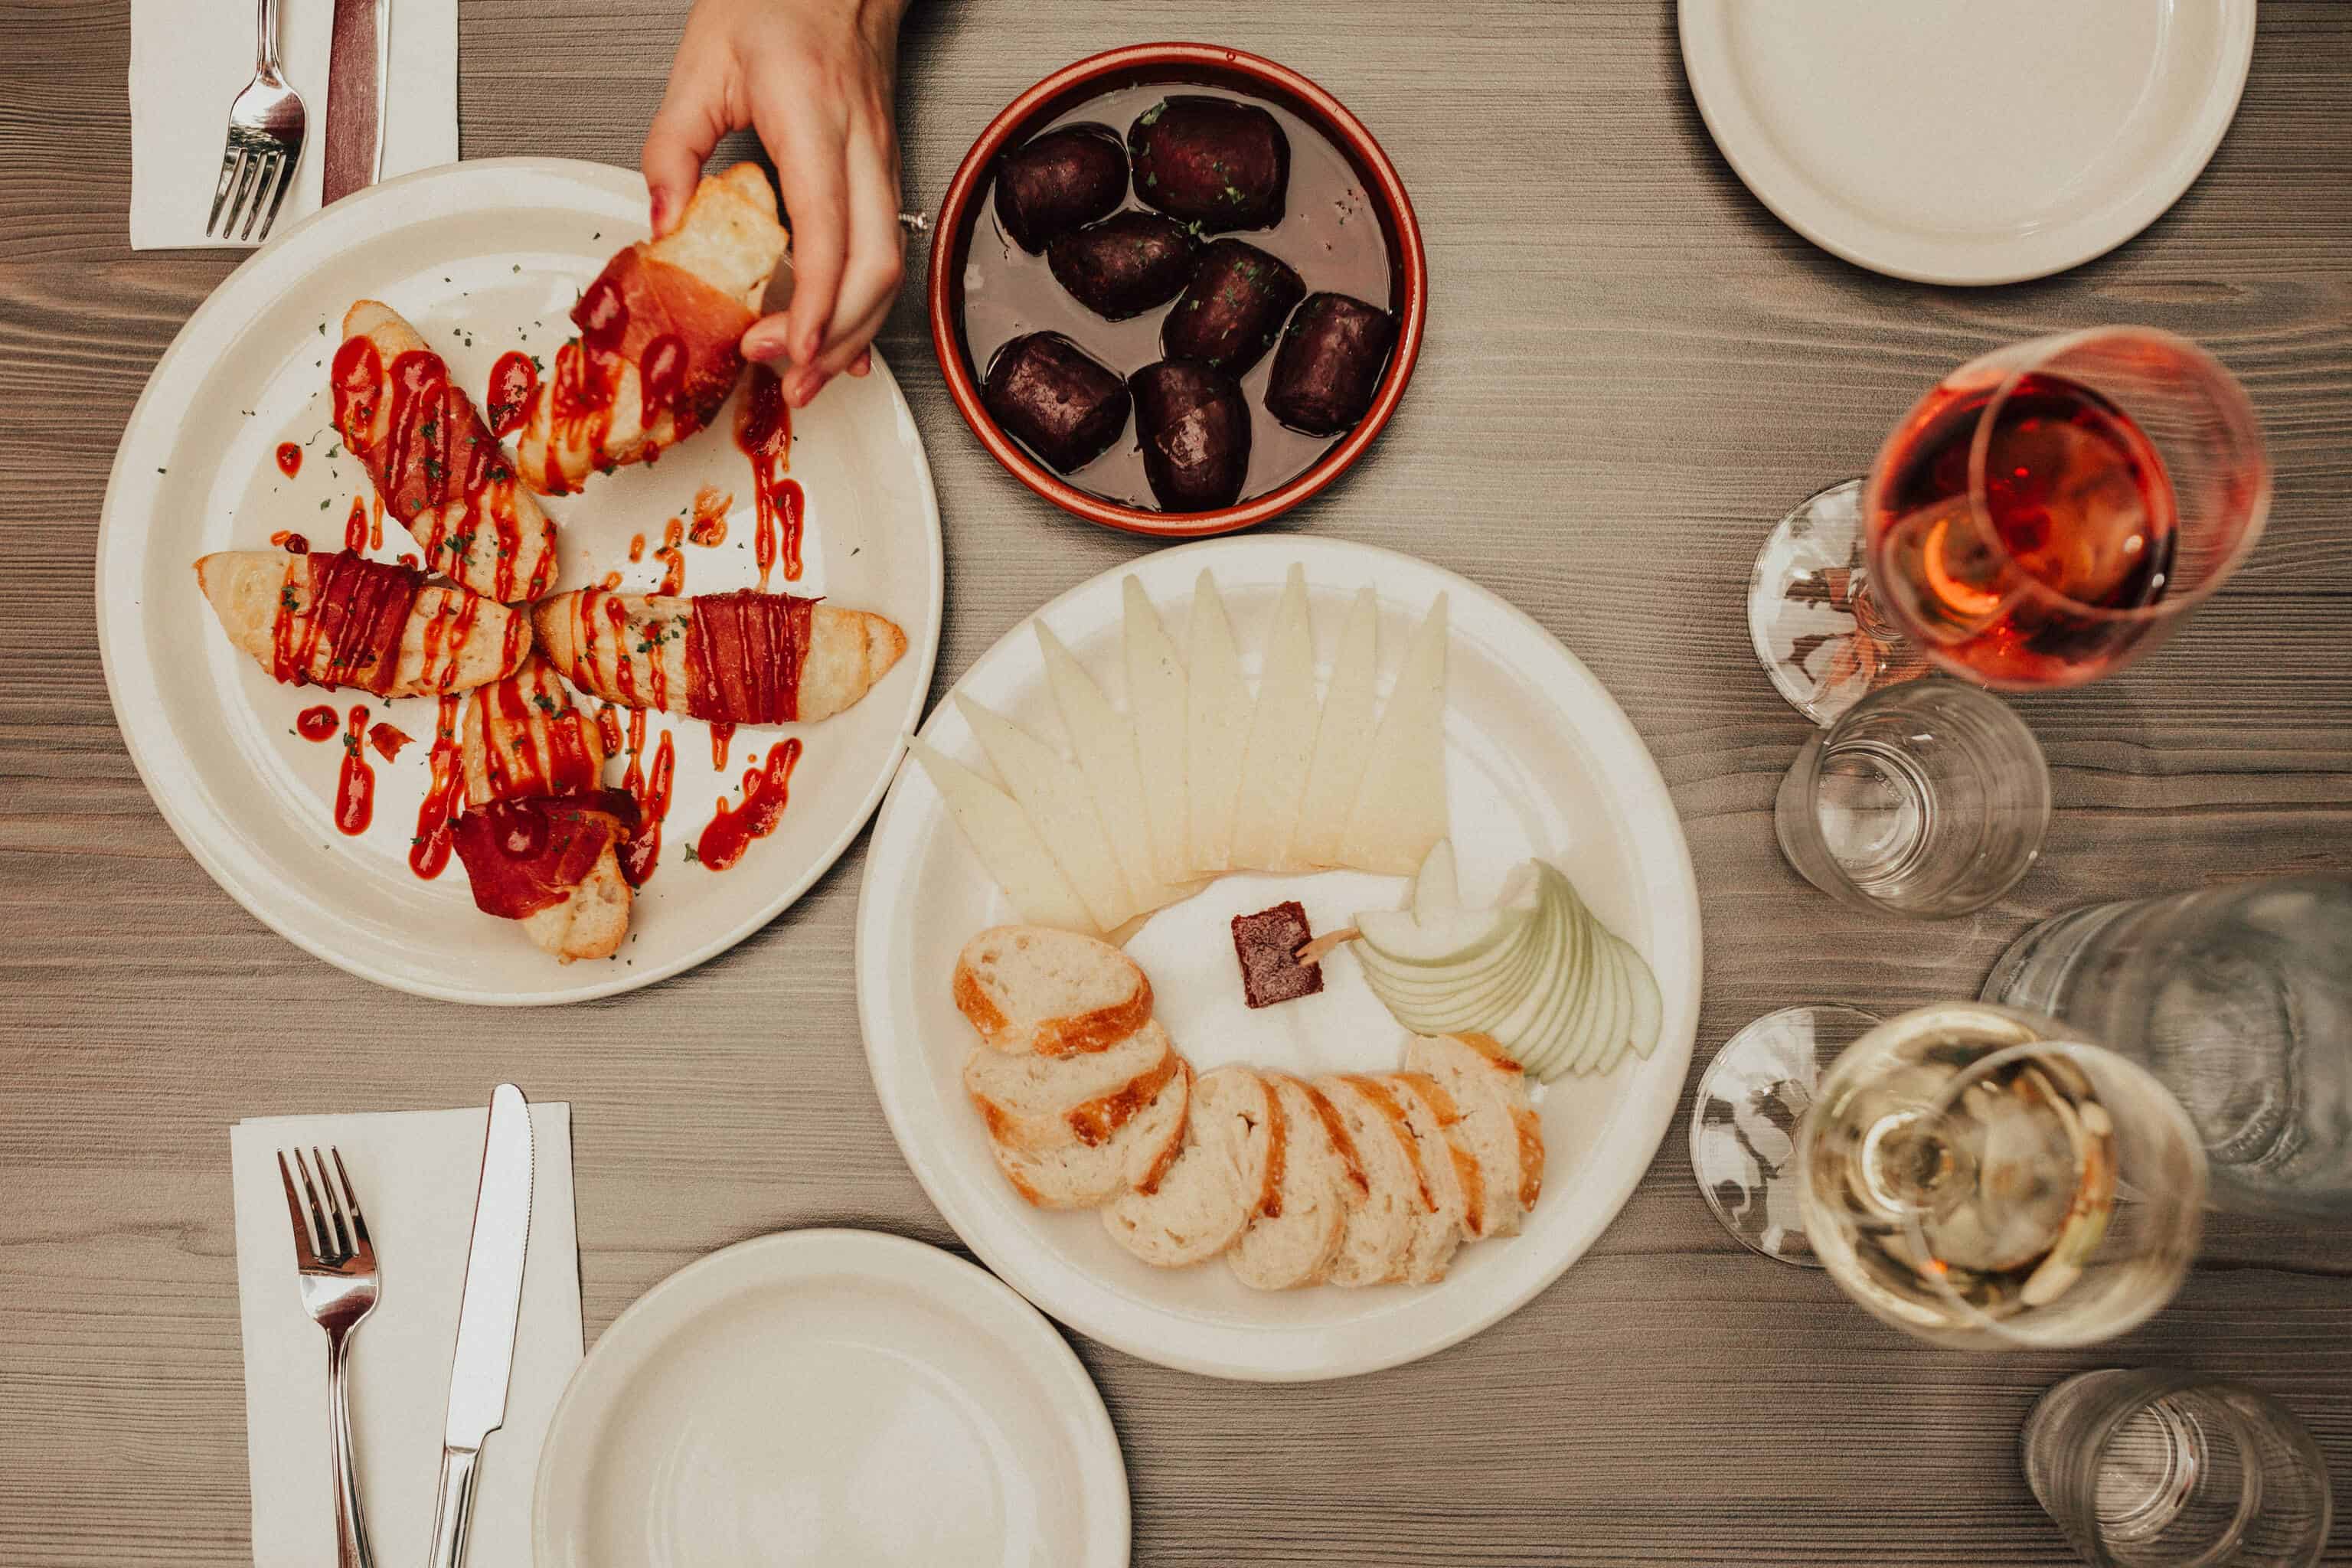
1100,1065,1275,1269
1315,1074,1431,1287
1405,1033,1545,1235
964,1022,1173,1152
194,551,527,695
1227,1074,1357,1291
953,926,1153,1057
991,1059,1192,1210
1383,1071,1482,1282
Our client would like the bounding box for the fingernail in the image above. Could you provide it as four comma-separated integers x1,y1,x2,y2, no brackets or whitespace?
743,328,789,362
789,370,828,407
849,351,873,378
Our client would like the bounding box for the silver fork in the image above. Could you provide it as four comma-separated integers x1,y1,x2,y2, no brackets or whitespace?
277,1148,378,1568
206,0,306,243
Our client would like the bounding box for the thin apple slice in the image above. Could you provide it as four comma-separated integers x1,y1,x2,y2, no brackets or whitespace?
1491,868,1586,1071
1622,937,1662,1060
956,696,1136,933
1355,903,1521,967
1514,874,1596,1078
1364,893,1553,1036
1035,620,1179,914
1183,570,1250,877
1560,921,1628,1078
1410,838,1460,923
1122,576,1191,890
1231,565,1321,871
907,740,1099,935
1337,593,1448,875
1290,586,1380,868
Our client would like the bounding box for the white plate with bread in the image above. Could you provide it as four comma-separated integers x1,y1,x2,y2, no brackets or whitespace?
97,158,942,1003
855,537,1700,1380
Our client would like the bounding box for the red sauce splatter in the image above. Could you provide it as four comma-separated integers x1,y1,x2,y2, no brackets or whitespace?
397,552,420,569
710,720,735,771
276,442,302,478
335,705,375,835
487,351,539,438
270,531,310,554
296,704,339,741
617,707,675,887
687,485,731,547
599,570,623,591
369,495,384,552
368,722,413,763
695,738,803,871
409,694,466,880
655,515,687,596
734,365,802,587
627,532,646,564
344,495,371,554
594,702,624,756
415,588,482,693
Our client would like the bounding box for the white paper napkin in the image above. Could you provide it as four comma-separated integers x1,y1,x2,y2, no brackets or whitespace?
230,1101,582,1568
129,0,459,250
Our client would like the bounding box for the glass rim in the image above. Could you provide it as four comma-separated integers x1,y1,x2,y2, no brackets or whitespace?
1963,325,2272,624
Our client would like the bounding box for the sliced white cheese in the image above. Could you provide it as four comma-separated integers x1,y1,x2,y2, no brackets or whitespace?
1182,570,1251,877
1035,619,1179,915
955,695,1137,932
1337,593,1449,875
906,739,1099,935
1121,577,1192,890
1230,564,1321,871
1291,586,1380,868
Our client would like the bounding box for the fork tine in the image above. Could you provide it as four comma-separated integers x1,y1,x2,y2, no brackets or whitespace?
330,1148,371,1256
276,1151,320,1267
313,1145,352,1260
207,145,248,239
237,149,280,243
254,149,298,243
292,1147,337,1265
223,147,265,243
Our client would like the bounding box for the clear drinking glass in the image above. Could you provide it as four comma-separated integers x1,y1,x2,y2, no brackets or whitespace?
1750,328,2269,724
2022,1369,2332,1568
1796,1004,2207,1349
1775,680,2050,916
1984,874,2352,1220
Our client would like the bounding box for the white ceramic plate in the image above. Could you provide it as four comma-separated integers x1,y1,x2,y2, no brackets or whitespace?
96,158,943,1004
1679,0,2256,286
855,537,1702,1380
533,1230,1129,1568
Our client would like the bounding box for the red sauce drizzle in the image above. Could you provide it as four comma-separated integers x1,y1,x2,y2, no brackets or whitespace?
397,552,420,570
599,570,623,591
594,702,624,756
683,590,815,724
655,516,687,596
368,723,412,763
480,669,599,801
487,351,539,438
641,334,686,421
695,739,803,872
710,720,736,771
734,366,802,588
296,704,339,741
420,591,482,693
276,442,302,478
344,495,371,554
410,694,466,880
688,485,731,547
628,533,646,564
269,550,422,692
335,705,375,834
617,708,675,887
270,531,310,554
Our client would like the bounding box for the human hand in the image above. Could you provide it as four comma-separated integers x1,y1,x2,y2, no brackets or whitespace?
643,0,911,407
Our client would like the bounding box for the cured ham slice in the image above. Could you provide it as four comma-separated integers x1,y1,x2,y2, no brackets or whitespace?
511,164,789,495
194,549,528,695
531,588,906,726
332,302,560,604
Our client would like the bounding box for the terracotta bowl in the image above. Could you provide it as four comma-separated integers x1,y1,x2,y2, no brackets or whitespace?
928,43,1428,538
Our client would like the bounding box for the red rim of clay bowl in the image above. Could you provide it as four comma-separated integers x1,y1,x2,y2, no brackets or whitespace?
929,42,1429,539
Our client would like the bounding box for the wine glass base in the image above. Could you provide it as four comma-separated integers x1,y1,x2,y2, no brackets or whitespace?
1688,1004,1883,1267
1748,479,1931,727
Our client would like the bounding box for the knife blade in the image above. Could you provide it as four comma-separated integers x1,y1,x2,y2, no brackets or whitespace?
321,0,387,204
426,1084,533,1568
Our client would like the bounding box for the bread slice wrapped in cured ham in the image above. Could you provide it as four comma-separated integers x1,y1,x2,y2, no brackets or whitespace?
194,548,528,695
511,164,789,495
532,587,905,726
332,301,560,603
448,658,635,963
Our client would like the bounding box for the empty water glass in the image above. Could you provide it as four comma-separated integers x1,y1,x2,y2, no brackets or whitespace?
1775,680,2050,916
2022,1369,2332,1568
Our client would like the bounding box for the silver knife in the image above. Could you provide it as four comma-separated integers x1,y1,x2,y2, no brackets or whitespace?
426,1085,533,1568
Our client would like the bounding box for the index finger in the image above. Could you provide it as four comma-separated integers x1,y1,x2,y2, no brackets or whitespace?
754,97,849,374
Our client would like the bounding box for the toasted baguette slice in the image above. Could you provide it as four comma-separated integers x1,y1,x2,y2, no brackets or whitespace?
1314,1075,1430,1287
964,1022,1173,1152
1227,1074,1356,1291
532,591,905,725
1383,1072,1481,1282
1100,1065,1275,1269
194,551,527,695
992,1059,1192,1210
1405,1033,1544,1235
518,848,631,963
953,926,1153,1057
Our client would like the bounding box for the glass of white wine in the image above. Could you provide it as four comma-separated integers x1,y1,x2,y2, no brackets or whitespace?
1796,1002,2209,1350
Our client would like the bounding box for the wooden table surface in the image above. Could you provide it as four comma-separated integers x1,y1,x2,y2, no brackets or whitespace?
5,2,2349,1563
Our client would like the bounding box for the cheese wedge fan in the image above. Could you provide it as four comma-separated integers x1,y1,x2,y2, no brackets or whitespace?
1338,593,1448,875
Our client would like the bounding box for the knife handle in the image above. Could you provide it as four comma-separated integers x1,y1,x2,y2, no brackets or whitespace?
425,1446,482,1568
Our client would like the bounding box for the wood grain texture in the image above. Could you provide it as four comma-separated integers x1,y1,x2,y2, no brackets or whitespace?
4,2,2350,1563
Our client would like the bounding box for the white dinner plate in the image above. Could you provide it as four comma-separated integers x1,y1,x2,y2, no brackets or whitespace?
1678,0,2256,286
96,158,943,1004
533,1230,1129,1568
854,537,1703,1380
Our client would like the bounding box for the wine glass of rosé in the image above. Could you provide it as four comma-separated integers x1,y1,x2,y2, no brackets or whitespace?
1748,327,2270,724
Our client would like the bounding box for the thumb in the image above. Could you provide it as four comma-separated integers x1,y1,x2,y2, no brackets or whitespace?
642,76,730,236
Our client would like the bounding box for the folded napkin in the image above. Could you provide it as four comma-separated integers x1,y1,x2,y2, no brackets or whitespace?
230,1101,582,1568
129,0,459,249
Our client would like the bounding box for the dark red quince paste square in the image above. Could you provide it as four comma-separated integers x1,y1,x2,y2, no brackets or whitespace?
1232,900,1324,1009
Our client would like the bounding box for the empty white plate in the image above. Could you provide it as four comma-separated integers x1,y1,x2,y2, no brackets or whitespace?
1679,0,2256,285
534,1230,1128,1568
